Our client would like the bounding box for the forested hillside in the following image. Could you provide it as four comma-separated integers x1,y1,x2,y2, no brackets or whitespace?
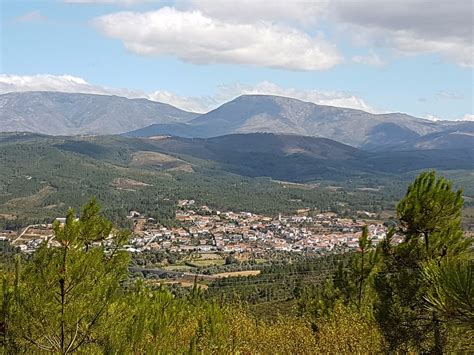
1,172,473,353
1,133,473,230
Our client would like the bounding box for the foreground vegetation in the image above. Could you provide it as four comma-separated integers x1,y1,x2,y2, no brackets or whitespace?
1,171,473,353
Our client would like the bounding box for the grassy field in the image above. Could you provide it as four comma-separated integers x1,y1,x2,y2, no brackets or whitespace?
196,253,222,260
187,259,225,267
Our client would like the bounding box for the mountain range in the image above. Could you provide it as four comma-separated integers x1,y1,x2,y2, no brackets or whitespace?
1,91,473,152
125,94,473,151
0,91,197,135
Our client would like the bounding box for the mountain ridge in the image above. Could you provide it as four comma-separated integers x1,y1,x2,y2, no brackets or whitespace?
2,91,472,151
126,94,473,150
11,131,467,183
0,91,199,136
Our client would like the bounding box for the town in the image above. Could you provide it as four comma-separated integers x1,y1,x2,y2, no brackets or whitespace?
1,199,393,257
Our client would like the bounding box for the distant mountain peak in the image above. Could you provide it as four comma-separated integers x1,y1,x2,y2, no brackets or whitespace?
127,94,473,151
2,91,472,152
0,91,199,136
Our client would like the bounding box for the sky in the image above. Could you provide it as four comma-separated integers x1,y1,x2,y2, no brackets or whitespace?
1,0,473,120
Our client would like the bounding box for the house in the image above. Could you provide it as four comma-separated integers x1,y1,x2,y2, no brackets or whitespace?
129,211,141,218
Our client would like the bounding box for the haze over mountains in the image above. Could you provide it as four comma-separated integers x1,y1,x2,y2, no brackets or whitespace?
1,91,473,152
0,91,197,135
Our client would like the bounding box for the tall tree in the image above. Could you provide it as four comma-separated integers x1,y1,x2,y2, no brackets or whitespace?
2,198,130,353
374,171,472,353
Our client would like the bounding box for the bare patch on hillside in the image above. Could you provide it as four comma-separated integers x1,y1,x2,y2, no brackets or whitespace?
168,165,194,173
132,151,180,165
111,178,152,190
0,213,17,220
5,186,56,208
131,151,193,172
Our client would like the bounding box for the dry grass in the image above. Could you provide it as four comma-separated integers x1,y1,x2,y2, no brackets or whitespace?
167,165,194,173
5,186,56,208
0,213,16,220
131,151,182,165
111,177,151,190
197,253,221,260
188,259,225,267
130,151,194,172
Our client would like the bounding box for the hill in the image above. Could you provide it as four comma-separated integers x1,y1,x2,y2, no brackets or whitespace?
0,132,472,229
392,122,474,150
120,133,474,182
0,133,399,228
0,91,199,135
127,95,473,150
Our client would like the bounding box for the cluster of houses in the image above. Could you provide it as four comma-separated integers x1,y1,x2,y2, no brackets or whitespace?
126,204,392,255
1,202,394,255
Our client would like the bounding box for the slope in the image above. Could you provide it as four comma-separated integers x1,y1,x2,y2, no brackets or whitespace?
0,91,199,135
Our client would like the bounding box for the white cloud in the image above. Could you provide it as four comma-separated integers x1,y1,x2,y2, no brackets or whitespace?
64,0,156,4
65,0,471,68
94,7,342,71
0,74,378,114
330,0,473,67
424,114,443,122
148,81,380,113
351,51,386,67
15,10,47,23
436,91,465,100
186,0,328,26
215,81,379,113
0,74,145,98
425,113,474,122
188,0,473,68
148,90,214,113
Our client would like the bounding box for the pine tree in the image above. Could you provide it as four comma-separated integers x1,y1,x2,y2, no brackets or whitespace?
2,198,130,353
374,171,472,353
422,256,474,326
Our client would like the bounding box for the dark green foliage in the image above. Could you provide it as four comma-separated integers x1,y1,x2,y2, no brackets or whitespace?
423,257,474,325
1,133,473,230
207,253,350,316
374,171,472,352
1,199,130,353
0,134,408,229
397,170,464,252
297,229,380,320
1,170,473,352
296,171,473,353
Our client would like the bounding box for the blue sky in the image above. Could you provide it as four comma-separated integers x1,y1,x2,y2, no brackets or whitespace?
1,0,472,120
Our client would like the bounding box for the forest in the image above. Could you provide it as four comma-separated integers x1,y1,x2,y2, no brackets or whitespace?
2,133,473,231
1,171,473,353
